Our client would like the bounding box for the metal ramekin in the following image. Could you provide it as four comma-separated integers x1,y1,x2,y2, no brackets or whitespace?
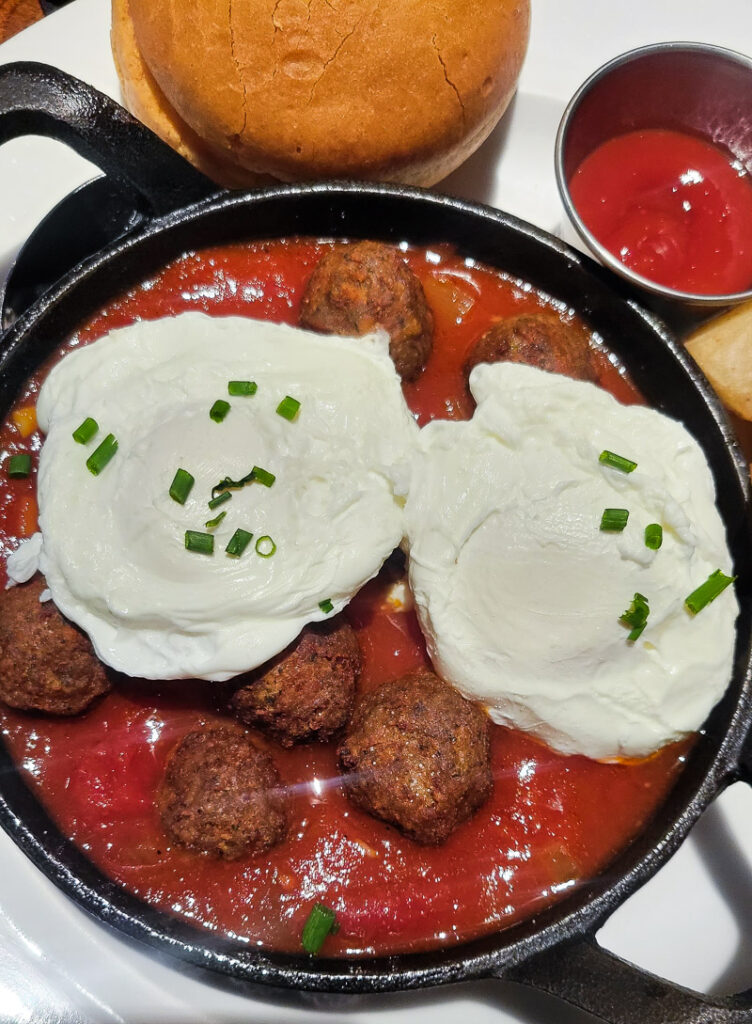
555,41,752,308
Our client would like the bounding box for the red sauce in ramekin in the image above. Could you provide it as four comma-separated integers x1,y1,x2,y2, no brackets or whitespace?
570,128,752,295
0,239,689,956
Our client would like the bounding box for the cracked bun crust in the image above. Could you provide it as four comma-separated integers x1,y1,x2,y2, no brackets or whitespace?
111,0,530,187
111,0,271,187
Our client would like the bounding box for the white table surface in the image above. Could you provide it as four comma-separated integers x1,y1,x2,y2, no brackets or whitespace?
0,2,751,1021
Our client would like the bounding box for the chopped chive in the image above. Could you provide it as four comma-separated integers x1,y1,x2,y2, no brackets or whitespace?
599,450,637,473
255,535,276,558
645,523,663,550
228,380,257,396
169,468,195,504
212,472,252,497
619,592,650,642
226,528,253,557
251,466,275,488
627,624,646,642
600,508,629,532
7,453,32,478
72,417,98,445
620,591,649,627
318,598,334,614
205,510,227,529
276,395,301,421
685,569,736,615
211,466,275,497
86,434,118,476
208,490,232,511
301,903,337,955
185,530,214,555
210,399,231,423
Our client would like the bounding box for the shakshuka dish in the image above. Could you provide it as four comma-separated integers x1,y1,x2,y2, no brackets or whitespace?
0,238,739,957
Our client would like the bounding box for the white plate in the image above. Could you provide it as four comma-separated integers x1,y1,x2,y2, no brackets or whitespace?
0,3,752,1021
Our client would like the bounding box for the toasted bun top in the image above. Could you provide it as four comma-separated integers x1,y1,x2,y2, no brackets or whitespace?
120,0,530,185
112,0,271,187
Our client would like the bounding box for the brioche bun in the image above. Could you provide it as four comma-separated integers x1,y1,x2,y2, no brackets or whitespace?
111,0,530,188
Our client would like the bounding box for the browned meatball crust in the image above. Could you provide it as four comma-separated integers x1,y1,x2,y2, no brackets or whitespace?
338,670,492,845
231,620,361,747
158,725,288,860
0,576,111,715
463,312,597,393
299,241,434,382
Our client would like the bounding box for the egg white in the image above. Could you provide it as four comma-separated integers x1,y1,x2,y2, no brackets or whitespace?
35,314,417,681
404,362,739,760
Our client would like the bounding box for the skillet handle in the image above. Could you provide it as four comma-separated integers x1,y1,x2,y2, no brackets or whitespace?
0,61,219,216
738,730,752,786
502,935,752,1023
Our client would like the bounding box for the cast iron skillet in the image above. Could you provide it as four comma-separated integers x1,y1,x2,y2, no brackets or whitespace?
0,62,751,1024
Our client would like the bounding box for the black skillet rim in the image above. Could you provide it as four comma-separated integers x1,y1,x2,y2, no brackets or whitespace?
0,181,750,994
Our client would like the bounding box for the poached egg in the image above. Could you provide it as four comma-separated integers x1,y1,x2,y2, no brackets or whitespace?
404,362,738,760
34,313,417,681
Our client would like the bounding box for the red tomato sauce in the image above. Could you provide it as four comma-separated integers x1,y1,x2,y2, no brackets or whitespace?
0,239,687,957
570,128,752,295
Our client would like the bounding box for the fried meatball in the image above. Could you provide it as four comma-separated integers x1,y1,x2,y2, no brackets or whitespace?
0,576,110,715
158,725,288,859
299,241,433,382
230,620,361,746
338,670,491,844
463,312,597,393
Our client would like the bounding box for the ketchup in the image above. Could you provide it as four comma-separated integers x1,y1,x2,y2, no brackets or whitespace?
569,128,752,295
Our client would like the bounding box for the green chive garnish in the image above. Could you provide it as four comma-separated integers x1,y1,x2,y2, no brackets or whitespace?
599,450,637,473
7,453,32,478
205,510,227,529
645,523,663,550
208,490,232,511
685,569,736,615
600,508,629,532
72,417,98,444
276,395,301,421
319,598,334,614
210,399,231,423
185,530,214,555
169,468,195,504
301,903,337,955
627,624,646,642
212,472,252,497
226,528,253,557
620,592,650,642
255,535,276,558
86,434,118,475
228,381,257,396
251,466,275,488
211,466,275,497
